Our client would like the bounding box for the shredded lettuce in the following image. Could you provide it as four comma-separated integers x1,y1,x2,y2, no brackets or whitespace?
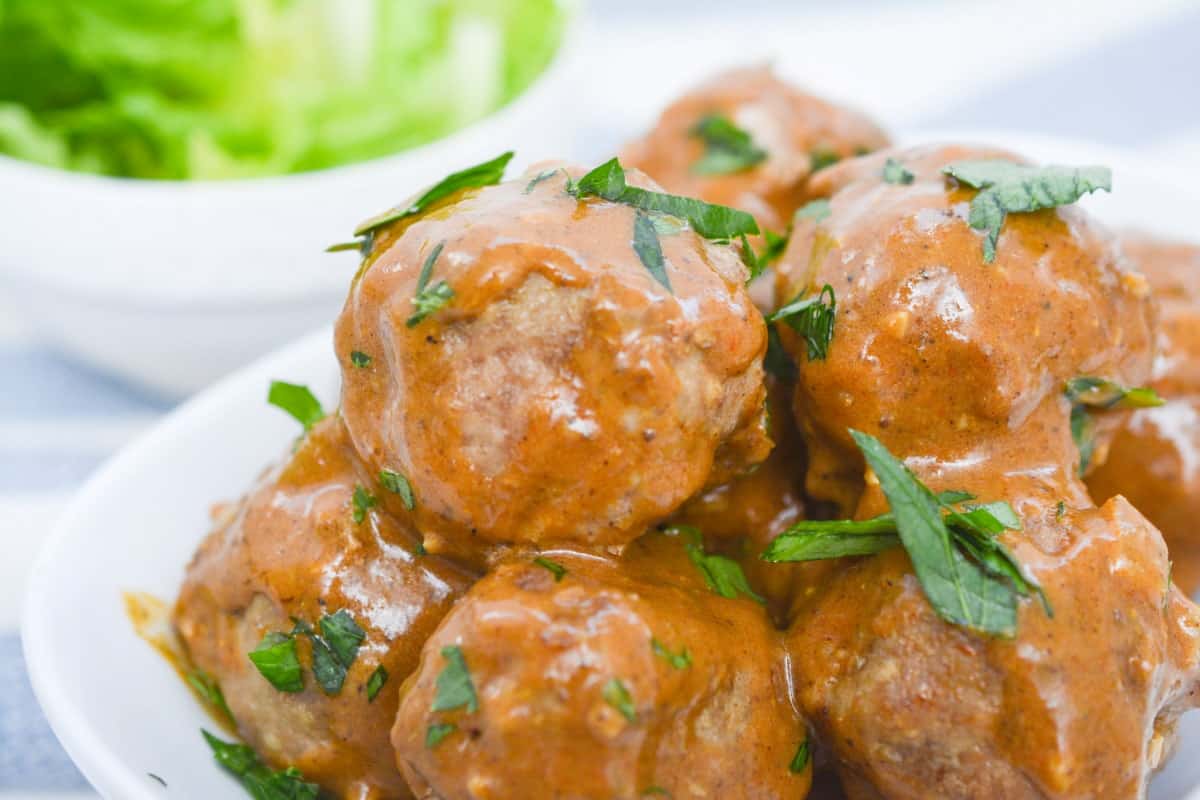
0,0,565,179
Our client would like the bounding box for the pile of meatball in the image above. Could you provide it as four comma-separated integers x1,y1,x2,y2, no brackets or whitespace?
174,67,1200,799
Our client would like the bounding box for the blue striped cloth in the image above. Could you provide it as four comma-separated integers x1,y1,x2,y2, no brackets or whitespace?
5,1,1200,795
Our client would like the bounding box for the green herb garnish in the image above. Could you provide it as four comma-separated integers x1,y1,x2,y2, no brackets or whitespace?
810,149,841,173
432,645,478,713
533,557,567,581
943,160,1112,263
764,430,1049,636
248,632,303,693
568,158,759,240
882,158,914,185
767,284,836,361
739,229,789,283
426,722,457,748
354,152,514,237
1065,377,1162,473
602,677,637,722
764,326,797,380
352,485,377,524
789,737,811,773
267,381,325,432
651,638,692,669
186,668,234,724
524,169,558,194
320,609,365,668
406,241,454,328
366,665,389,702
632,211,672,291
795,198,831,223
350,350,371,368
202,730,319,800
670,525,765,604
689,114,767,175
380,469,416,510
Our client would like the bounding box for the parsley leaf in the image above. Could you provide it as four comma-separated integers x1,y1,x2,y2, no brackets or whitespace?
810,149,841,173
248,632,303,693
739,229,789,283
789,737,811,773
671,525,765,604
354,152,514,237
406,241,453,328
533,557,567,581
366,665,389,702
689,114,767,175
767,284,836,360
352,485,377,524
309,636,347,696
568,158,759,240
632,211,672,291
794,198,831,223
320,610,365,668
432,646,478,713
267,381,324,432
380,469,416,510
602,677,637,722
1065,377,1161,474
186,668,234,724
524,169,558,194
882,158,914,185
651,638,692,669
349,350,371,368
943,160,1111,263
426,722,457,748
202,730,320,800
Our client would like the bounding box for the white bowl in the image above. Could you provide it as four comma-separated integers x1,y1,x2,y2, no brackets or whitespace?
22,134,1200,799
0,9,583,398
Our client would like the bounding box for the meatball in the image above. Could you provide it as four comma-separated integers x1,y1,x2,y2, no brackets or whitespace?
336,164,770,556
621,65,889,236
174,416,474,798
391,530,811,800
775,144,1157,514
772,145,1200,797
1087,234,1200,592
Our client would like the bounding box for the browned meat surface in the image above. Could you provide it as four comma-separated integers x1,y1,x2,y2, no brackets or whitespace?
392,530,810,800
174,417,474,799
1087,234,1200,593
775,145,1200,798
335,163,770,559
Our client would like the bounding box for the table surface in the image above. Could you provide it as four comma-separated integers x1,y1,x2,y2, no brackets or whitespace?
5,0,1200,796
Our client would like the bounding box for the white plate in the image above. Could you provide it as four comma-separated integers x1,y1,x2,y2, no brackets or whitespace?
22,134,1200,799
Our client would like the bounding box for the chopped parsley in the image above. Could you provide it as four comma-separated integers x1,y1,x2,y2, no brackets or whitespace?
186,668,234,724
248,632,303,693
567,158,759,240
380,469,416,510
651,638,692,669
349,350,371,368
524,168,558,194
882,157,914,185
354,152,514,237
1065,377,1162,473
267,381,325,432
352,485,377,524
426,722,457,748
320,609,365,668
432,645,478,713
764,430,1050,637
794,198,831,223
533,556,567,581
202,730,319,800
366,665,389,702
406,241,453,328
670,525,765,604
602,677,637,722
740,229,789,283
689,113,767,175
810,149,841,173
632,211,672,291
766,284,836,361
789,737,811,773
943,160,1111,263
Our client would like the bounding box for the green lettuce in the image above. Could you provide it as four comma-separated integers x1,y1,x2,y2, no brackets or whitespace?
0,0,565,179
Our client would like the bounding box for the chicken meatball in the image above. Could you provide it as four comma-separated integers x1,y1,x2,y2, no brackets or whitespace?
622,66,889,236
392,530,810,800
772,145,1200,798
336,163,770,557
174,416,474,798
775,144,1156,514
1087,234,1200,592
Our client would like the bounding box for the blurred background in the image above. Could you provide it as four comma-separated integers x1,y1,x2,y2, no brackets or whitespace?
2,0,1199,796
